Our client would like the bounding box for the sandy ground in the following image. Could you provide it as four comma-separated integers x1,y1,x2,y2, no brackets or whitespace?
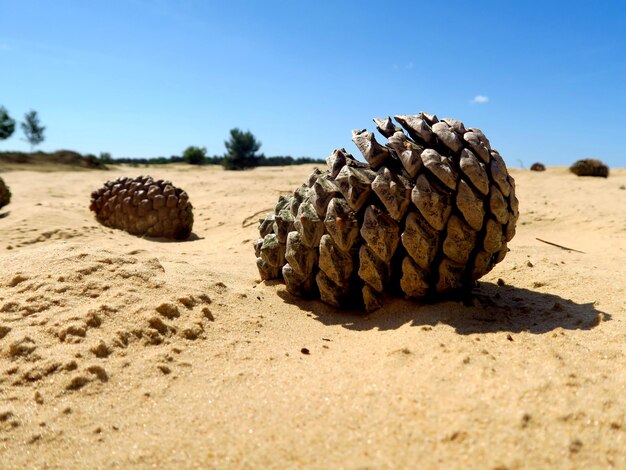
0,163,624,469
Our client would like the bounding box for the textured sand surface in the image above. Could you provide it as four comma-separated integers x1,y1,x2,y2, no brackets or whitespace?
0,164,624,469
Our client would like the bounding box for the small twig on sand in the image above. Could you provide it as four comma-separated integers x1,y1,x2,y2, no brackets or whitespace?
242,208,273,228
536,238,585,254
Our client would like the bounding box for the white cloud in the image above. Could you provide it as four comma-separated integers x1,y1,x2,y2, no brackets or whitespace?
470,95,489,104
392,62,414,71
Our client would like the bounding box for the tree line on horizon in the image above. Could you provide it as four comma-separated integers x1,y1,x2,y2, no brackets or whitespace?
1,105,323,170
105,128,325,169
107,152,325,168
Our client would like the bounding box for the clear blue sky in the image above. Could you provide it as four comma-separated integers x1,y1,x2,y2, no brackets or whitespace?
1,0,625,167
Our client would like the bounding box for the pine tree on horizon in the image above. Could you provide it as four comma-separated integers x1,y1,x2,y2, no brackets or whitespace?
21,110,46,152
222,128,263,170
0,106,16,141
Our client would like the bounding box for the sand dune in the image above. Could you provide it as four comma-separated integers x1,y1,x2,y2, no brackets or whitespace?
0,164,624,469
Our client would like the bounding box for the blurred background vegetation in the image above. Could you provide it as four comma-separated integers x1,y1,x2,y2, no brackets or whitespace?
0,105,324,170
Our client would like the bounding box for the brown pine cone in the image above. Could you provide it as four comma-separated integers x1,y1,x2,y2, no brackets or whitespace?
255,112,519,311
90,176,193,239
530,163,546,171
0,177,10,210
570,159,609,178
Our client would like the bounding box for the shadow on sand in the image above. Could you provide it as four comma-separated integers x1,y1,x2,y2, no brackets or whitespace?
276,281,610,335
143,232,204,243
0,211,10,219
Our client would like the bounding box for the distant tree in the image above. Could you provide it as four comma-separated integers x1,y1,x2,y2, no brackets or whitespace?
183,146,207,165
259,155,294,166
222,128,263,170
83,154,102,168
99,152,113,164
0,106,16,141
205,155,223,165
21,110,45,151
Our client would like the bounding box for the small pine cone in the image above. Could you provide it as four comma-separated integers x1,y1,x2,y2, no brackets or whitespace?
570,159,609,178
0,177,11,210
530,163,546,172
89,175,193,239
254,112,519,311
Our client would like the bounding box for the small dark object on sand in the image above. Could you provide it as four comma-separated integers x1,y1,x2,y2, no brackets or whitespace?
0,177,10,209
90,175,193,239
530,162,546,172
570,159,609,178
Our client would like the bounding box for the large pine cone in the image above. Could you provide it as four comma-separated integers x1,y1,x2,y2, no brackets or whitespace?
570,159,609,178
0,177,10,210
90,176,193,239
255,112,519,311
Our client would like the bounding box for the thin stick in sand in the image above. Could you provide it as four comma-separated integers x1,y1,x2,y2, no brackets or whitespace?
536,237,586,253
242,208,273,228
